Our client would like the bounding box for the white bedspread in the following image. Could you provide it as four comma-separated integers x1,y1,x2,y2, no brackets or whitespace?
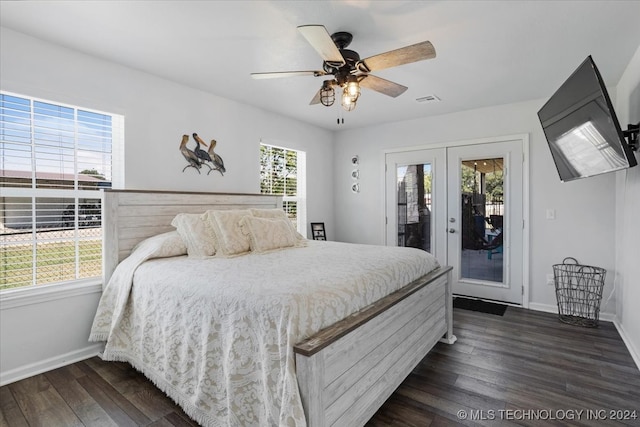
90,240,439,426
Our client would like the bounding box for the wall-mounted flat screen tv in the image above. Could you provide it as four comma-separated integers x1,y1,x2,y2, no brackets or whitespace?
537,55,637,182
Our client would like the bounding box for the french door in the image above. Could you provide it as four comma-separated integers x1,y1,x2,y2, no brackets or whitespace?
385,139,525,305
385,148,447,266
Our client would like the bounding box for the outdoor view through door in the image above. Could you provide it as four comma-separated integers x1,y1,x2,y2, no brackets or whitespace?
394,157,505,283
396,164,432,253
459,158,504,283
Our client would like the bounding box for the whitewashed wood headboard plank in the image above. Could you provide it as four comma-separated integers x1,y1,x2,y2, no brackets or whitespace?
115,191,281,208
101,189,281,285
118,205,220,217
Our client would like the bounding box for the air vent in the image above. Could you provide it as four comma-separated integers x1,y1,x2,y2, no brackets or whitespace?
416,94,441,103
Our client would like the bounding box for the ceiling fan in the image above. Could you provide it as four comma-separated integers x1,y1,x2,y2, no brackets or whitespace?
251,25,436,112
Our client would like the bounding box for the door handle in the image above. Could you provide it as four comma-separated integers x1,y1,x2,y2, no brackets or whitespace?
449,228,456,233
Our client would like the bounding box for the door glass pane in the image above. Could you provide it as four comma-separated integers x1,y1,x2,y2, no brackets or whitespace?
396,164,432,252
460,158,504,283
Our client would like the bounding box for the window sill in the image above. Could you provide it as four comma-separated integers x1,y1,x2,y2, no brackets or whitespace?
0,279,103,310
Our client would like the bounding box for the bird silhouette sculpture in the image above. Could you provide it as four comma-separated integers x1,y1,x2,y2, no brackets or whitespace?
207,139,226,176
179,134,201,173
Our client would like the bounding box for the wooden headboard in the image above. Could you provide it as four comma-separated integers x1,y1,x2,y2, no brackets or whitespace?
102,189,281,284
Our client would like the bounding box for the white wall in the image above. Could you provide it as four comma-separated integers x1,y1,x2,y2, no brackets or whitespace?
0,27,335,383
333,99,618,313
614,44,640,368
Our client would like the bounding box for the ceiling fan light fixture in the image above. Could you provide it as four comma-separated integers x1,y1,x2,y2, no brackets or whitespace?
345,76,361,102
320,81,335,107
342,89,357,111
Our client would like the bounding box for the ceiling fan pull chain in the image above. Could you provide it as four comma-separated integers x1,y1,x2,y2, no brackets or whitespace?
336,103,345,125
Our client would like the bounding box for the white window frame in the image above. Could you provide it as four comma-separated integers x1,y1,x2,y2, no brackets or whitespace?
259,142,307,236
0,91,124,297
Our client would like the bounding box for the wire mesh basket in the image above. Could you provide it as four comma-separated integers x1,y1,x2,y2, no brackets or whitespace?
553,257,606,327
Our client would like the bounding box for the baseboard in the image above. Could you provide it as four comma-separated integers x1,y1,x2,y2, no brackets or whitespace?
613,319,640,371
527,302,616,322
0,343,104,386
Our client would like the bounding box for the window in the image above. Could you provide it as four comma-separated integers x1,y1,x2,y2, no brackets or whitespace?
259,143,306,235
0,92,124,291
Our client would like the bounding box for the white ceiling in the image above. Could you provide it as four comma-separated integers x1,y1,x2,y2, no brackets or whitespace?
2,1,640,131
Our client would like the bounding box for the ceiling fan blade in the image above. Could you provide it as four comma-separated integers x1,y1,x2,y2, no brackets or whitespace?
359,41,436,72
309,89,322,105
297,25,346,66
359,75,408,98
251,70,325,79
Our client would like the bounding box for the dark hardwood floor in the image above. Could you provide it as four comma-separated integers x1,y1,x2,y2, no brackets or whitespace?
1,307,638,426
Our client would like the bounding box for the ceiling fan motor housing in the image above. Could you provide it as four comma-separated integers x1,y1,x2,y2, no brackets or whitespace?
331,31,353,49
323,51,361,85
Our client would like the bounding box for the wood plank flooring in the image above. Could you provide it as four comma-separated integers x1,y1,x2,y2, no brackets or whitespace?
1,307,638,426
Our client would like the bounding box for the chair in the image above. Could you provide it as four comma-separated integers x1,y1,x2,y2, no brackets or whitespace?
484,215,504,259
484,230,503,259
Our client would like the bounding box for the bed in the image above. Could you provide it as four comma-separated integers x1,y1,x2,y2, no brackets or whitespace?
90,189,456,427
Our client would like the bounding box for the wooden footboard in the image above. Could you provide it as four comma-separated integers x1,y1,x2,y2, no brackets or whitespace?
294,266,455,427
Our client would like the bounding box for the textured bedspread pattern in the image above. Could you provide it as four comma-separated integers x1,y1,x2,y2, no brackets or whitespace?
90,240,439,426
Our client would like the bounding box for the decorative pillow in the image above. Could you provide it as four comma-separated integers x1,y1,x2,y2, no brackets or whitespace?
203,209,252,256
239,216,297,253
132,231,187,259
249,208,306,240
170,213,216,258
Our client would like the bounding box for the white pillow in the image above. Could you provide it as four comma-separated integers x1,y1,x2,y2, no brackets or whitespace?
203,209,252,256
249,208,305,240
170,213,216,258
239,216,297,253
132,231,187,259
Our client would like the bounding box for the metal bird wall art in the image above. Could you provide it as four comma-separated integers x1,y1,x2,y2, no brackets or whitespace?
208,140,226,176
179,133,226,176
193,133,225,176
179,134,202,173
